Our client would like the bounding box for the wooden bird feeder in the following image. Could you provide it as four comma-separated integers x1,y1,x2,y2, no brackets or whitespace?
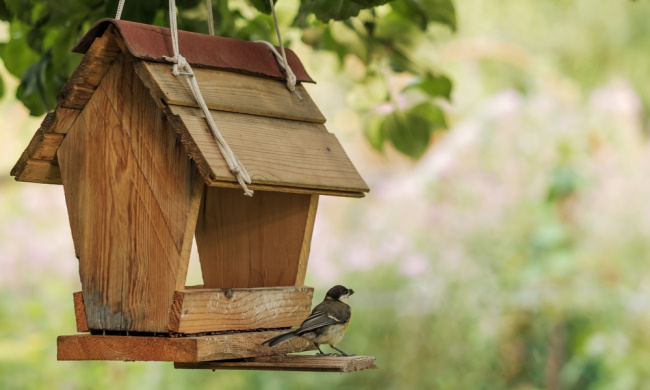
11,19,374,372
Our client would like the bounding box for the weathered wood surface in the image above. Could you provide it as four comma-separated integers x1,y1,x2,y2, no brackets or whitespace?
12,159,61,184
295,194,319,286
57,53,200,332
174,355,378,372
57,26,121,109
141,62,325,124
27,133,63,160
169,105,369,196
195,188,313,288
10,23,112,184
49,107,81,134
169,286,313,334
57,331,315,362
73,291,90,333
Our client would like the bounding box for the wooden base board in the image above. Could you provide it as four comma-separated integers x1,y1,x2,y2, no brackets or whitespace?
57,332,314,362
174,355,377,373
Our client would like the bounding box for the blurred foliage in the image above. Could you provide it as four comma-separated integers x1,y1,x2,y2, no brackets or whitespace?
0,0,456,158
4,0,650,389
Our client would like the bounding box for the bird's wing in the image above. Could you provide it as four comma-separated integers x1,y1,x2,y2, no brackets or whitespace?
295,302,351,335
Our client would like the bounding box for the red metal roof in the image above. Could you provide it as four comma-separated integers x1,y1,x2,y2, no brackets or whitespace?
73,18,314,83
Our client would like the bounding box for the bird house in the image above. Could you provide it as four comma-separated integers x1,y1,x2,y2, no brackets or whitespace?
11,19,369,367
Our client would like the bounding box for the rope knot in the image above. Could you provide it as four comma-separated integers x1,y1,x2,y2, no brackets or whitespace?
163,54,193,77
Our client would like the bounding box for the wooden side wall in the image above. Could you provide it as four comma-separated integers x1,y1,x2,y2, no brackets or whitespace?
195,188,318,288
57,53,202,332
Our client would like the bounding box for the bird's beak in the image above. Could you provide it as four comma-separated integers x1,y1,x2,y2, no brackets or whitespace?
349,289,355,296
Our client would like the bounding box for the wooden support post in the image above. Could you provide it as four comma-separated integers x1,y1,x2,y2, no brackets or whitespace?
174,355,377,373
73,291,90,333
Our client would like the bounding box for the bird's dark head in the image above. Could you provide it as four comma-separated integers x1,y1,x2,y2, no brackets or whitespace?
325,285,355,303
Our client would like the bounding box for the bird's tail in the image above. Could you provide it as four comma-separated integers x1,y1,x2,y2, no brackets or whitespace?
261,331,297,347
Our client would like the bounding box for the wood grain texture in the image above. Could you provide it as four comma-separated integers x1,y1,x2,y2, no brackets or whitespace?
176,176,204,290
174,355,378,372
57,331,315,362
73,291,90,333
195,188,312,288
170,105,369,196
208,180,365,198
49,107,82,134
57,26,121,109
13,159,61,184
57,53,198,332
31,133,64,160
11,106,81,183
141,62,325,123
168,286,313,334
295,195,318,286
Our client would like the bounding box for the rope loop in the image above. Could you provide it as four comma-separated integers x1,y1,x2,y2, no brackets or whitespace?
165,0,253,196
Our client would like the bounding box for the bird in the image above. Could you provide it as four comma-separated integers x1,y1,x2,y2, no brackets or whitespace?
262,285,355,356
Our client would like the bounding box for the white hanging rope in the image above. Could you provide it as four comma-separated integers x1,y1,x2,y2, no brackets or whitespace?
115,0,126,19
205,0,215,36
164,0,254,196
255,0,302,101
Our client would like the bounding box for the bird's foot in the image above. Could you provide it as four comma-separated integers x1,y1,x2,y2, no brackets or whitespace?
315,352,335,357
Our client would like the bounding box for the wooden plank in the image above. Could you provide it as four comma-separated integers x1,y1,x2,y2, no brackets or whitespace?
140,62,325,124
170,105,369,196
295,195,319,286
11,112,56,181
73,291,90,333
58,334,198,362
31,133,64,160
14,159,61,184
57,331,315,362
175,176,204,290
174,355,378,372
168,286,313,334
57,25,121,109
195,188,312,288
206,180,365,198
50,107,82,134
11,106,81,183
57,53,198,332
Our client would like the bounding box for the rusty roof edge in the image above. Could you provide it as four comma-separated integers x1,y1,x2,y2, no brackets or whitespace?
72,18,315,83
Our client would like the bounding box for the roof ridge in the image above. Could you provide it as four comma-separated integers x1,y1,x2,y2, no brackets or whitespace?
73,18,314,83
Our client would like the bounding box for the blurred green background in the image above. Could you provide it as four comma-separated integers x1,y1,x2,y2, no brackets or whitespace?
3,0,650,389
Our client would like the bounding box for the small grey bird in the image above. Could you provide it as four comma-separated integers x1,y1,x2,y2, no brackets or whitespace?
262,285,355,356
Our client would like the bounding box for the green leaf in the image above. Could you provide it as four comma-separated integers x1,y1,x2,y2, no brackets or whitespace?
0,24,41,77
390,0,428,30
115,0,163,24
0,0,11,20
422,0,456,31
363,114,386,152
349,0,394,8
299,0,362,23
382,109,431,158
409,101,447,130
249,0,278,15
403,73,453,100
17,50,57,115
0,73,5,99
390,0,456,31
233,14,274,41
